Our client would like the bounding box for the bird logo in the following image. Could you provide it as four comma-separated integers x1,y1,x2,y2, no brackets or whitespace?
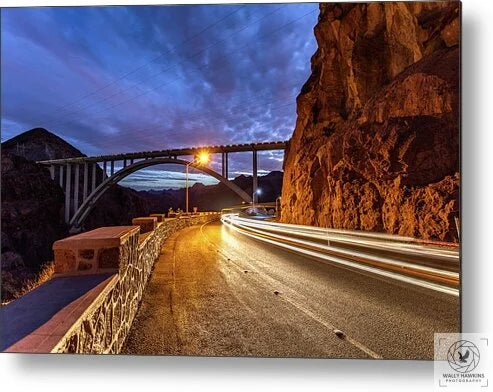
457,349,469,363
447,340,480,373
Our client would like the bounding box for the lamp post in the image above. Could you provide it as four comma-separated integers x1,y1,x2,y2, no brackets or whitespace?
185,161,192,215
252,188,262,208
275,196,281,217
186,151,209,215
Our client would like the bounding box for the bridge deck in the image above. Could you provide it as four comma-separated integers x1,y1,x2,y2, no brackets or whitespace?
37,140,288,165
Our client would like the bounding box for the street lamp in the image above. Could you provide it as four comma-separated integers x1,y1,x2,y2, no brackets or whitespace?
197,151,209,165
275,196,281,217
186,151,209,215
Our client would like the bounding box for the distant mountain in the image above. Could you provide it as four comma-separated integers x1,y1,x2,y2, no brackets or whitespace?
2,127,85,161
139,171,283,213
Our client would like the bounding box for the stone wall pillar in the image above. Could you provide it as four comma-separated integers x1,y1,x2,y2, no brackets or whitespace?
53,226,140,276
132,217,157,233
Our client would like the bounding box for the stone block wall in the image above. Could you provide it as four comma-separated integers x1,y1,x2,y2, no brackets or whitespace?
49,214,219,353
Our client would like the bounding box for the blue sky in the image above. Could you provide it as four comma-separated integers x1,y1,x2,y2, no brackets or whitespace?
1,3,318,189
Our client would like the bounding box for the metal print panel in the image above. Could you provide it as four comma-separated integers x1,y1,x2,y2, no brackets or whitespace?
0,1,460,358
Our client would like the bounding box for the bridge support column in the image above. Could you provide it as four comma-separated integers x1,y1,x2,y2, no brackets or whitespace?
252,150,258,204
225,152,229,180
74,164,79,213
221,152,229,179
65,164,72,223
103,161,107,179
91,163,96,193
49,165,55,180
83,163,88,201
110,161,115,176
59,165,64,187
221,153,225,177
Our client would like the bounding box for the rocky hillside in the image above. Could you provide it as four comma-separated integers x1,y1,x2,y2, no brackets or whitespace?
2,127,85,161
1,152,66,301
1,152,66,270
2,128,151,230
281,2,460,242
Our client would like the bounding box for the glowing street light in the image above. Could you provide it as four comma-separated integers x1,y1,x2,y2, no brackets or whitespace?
186,151,209,215
198,151,210,165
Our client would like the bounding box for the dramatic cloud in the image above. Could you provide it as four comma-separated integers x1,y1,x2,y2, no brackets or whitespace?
1,3,318,189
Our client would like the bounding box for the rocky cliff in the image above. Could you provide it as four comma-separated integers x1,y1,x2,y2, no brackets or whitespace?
281,2,460,241
1,152,66,300
1,152,67,268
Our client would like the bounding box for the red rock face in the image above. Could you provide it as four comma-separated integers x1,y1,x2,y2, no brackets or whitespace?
281,2,460,242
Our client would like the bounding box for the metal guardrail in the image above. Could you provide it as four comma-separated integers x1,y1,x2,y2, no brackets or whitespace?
220,213,460,297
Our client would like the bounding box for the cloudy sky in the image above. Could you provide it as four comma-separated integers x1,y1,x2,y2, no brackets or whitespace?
1,3,318,190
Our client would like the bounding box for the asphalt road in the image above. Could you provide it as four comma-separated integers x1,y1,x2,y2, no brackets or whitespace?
122,220,459,359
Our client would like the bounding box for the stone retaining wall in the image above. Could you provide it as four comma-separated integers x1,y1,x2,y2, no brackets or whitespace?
6,213,219,354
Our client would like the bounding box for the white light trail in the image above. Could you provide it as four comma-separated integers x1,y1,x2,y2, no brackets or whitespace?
221,214,460,297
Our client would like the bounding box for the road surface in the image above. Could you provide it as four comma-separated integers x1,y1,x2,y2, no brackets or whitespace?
122,220,459,358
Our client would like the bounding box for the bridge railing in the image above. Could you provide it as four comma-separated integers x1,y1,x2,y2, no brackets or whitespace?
2,212,220,354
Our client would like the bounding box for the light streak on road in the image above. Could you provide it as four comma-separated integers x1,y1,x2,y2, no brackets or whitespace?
228,215,458,260
221,213,460,297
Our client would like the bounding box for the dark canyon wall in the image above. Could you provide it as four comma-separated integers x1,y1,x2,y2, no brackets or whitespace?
281,2,460,241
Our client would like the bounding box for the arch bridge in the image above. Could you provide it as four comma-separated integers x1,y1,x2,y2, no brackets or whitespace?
37,141,287,231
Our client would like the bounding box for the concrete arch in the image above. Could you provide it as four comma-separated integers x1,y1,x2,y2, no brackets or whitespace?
69,157,252,230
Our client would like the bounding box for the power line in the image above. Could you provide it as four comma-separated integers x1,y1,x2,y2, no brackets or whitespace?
6,6,316,159
47,75,302,153
40,6,316,135
42,5,313,130
43,4,291,129
59,80,301,148
22,4,248,127
79,96,298,152
71,99,297,154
